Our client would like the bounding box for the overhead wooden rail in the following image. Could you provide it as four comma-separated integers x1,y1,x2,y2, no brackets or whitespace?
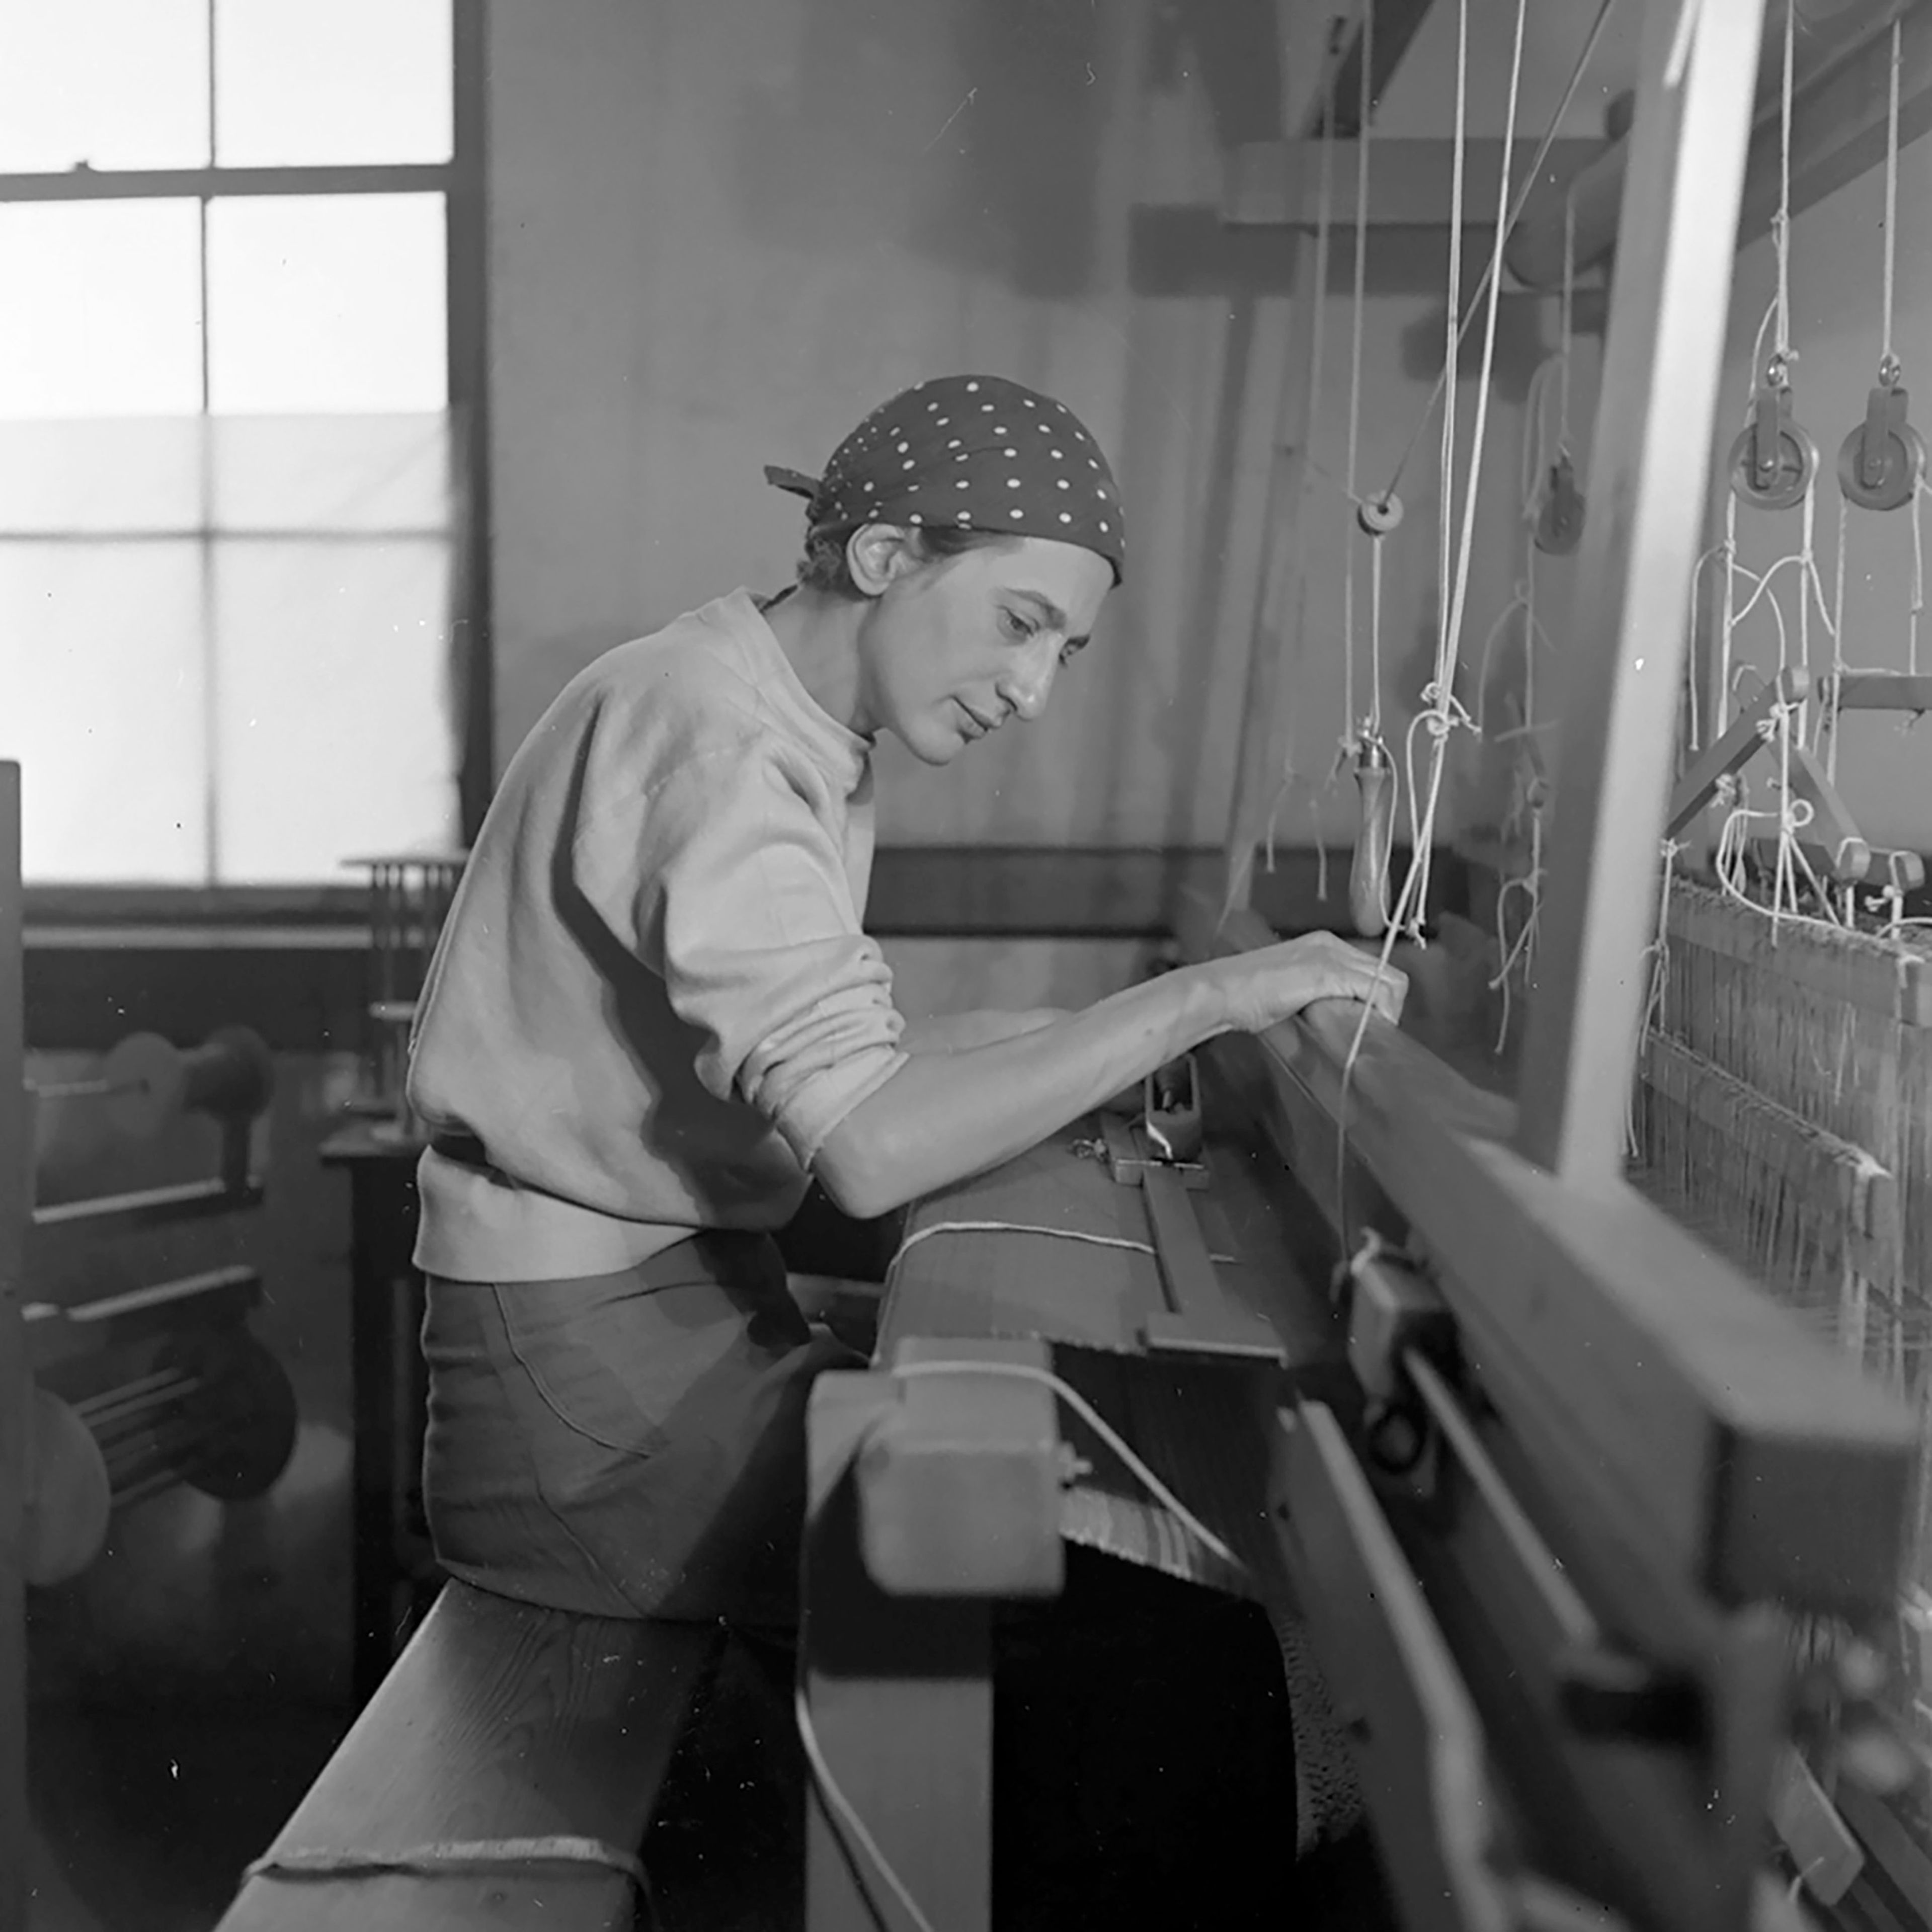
1508,0,1929,289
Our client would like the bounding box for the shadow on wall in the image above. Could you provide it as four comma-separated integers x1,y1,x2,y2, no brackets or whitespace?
1396,281,1573,406
728,0,1107,300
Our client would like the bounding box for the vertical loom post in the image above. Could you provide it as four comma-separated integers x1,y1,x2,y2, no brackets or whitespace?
1516,0,1769,1186
0,763,26,1932
1221,269,1321,917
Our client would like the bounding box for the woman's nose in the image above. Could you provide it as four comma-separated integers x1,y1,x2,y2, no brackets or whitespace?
997,638,1060,720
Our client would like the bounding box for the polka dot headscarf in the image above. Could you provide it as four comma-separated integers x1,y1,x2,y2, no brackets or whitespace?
764,373,1127,585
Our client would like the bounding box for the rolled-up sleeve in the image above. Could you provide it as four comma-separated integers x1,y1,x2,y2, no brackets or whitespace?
578,746,907,1167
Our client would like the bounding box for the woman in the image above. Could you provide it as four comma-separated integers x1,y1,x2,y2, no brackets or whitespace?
406,373,1403,1922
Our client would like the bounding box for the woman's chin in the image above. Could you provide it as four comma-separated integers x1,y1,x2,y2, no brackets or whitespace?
895,717,971,766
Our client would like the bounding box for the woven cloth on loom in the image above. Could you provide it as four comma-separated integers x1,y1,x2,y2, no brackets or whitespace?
877,1122,1366,1849
1637,880,1932,1591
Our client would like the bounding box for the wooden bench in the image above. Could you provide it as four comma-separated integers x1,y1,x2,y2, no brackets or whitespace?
216,1580,723,1931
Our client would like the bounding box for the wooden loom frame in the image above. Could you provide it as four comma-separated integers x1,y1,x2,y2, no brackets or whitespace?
2,766,25,1932
1201,0,1920,1709
1181,4,1925,1920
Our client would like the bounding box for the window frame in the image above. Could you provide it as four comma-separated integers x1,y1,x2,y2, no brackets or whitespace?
11,0,490,932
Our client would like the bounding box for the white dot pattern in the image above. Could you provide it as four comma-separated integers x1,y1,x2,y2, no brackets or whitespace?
765,373,1126,582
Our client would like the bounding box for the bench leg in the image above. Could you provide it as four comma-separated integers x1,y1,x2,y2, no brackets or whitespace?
802,1375,993,1932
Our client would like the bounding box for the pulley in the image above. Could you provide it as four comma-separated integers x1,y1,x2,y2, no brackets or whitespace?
1357,492,1404,537
1348,731,1395,940
1533,452,1585,555
1836,361,1925,512
1728,361,1818,512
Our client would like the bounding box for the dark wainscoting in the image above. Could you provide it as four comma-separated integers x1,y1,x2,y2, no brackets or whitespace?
24,845,1467,1050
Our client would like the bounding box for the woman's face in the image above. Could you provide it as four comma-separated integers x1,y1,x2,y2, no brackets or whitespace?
853,533,1114,766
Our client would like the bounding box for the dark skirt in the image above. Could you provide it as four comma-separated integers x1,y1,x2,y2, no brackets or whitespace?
420,1230,859,1627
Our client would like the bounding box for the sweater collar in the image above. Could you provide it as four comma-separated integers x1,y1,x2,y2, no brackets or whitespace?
709,589,872,790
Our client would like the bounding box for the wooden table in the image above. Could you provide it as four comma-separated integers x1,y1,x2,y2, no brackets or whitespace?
801,1066,1352,1931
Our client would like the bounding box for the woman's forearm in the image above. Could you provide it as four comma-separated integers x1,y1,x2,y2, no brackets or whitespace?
899,1007,1067,1055
813,968,1226,1220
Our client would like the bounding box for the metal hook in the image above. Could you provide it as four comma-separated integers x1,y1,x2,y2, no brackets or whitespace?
1349,731,1395,940
1534,452,1585,555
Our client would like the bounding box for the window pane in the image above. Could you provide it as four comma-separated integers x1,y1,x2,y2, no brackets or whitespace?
210,413,451,532
212,540,458,882
206,196,446,415
0,543,208,882
0,203,203,420
0,419,203,534
213,0,452,167
0,0,209,172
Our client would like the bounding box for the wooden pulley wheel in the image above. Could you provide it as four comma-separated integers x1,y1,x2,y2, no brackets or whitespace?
155,1329,299,1502
23,1385,112,1586
1729,386,1818,513
1356,492,1404,537
1534,454,1585,555
1837,382,1925,513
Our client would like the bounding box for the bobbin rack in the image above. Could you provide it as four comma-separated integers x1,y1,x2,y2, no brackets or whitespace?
19,1019,298,1591
340,851,467,1141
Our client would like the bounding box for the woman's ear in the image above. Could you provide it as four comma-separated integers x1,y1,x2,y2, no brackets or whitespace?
845,524,921,597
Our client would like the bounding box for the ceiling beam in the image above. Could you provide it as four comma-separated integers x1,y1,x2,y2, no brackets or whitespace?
1222,136,1601,230
1178,0,1286,147
1508,0,1926,288
1312,0,1438,139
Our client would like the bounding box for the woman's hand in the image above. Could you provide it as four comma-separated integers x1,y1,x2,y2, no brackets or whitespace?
1209,931,1408,1036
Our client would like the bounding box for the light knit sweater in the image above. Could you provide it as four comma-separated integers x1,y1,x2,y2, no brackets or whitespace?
407,590,909,1282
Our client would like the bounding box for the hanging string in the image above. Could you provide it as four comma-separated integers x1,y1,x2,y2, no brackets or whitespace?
1225,30,1350,925
1398,0,1526,939
1913,481,1927,677
1260,75,1341,873
1341,0,1375,748
1773,0,1796,374
1822,496,1849,774
1331,0,1527,1254
1376,0,1622,510
1883,18,1902,374
1484,339,1570,1051
1624,835,1682,1159
1559,192,1576,456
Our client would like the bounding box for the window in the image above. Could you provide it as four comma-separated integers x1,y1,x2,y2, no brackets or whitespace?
0,0,479,887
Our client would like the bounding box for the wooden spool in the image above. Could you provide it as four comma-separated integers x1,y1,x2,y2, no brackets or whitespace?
21,1386,111,1587
32,1026,274,1140
30,1332,300,1575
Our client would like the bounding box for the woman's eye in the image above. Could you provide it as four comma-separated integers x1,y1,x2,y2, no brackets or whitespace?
1059,639,1084,666
999,609,1035,640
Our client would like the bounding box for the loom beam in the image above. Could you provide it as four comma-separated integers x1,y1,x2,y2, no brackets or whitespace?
0,771,23,1932
1189,890,1914,1624
1666,667,1811,838
1822,672,1932,714
1507,1,1928,290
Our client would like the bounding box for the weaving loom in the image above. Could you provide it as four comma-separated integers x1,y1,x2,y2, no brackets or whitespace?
1635,884,1932,1587
797,4,1930,1930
